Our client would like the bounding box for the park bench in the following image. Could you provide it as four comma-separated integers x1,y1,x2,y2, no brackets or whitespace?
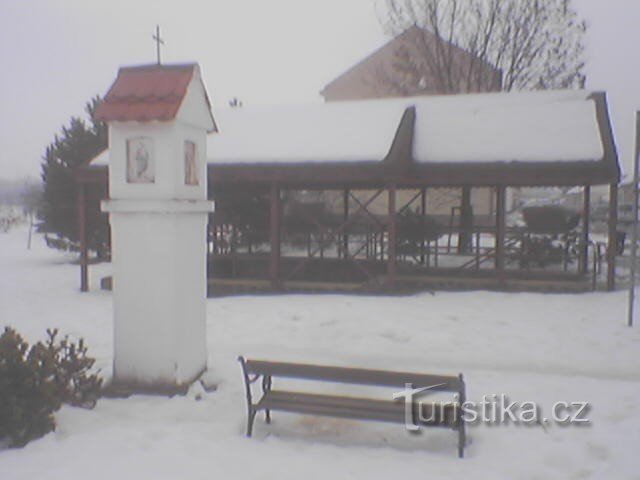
238,357,467,457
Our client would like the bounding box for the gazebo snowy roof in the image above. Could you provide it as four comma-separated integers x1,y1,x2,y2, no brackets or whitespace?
208,100,407,164
83,89,619,188
208,90,618,187
209,90,608,165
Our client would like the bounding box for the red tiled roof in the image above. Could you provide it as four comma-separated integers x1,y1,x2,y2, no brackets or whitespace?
95,64,197,123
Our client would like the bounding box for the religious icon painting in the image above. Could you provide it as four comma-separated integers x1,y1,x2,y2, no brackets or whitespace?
184,140,198,186
126,137,155,184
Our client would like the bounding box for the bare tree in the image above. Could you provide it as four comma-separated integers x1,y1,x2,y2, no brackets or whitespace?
377,0,587,94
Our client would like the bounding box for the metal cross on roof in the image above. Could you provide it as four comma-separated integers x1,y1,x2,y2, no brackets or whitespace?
152,25,164,65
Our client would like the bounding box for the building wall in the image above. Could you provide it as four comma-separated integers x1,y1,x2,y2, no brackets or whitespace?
321,26,502,102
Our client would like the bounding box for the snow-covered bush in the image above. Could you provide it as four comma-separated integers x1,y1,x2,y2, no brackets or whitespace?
0,328,59,448
44,329,103,409
0,327,103,448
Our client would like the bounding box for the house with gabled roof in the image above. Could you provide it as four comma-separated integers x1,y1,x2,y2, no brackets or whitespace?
321,25,502,102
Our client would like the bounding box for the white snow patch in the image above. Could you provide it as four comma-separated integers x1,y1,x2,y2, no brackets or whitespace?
207,100,407,164
414,90,604,163
1,226,639,479
88,149,108,167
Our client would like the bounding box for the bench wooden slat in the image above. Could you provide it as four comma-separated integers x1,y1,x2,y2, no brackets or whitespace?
244,359,462,392
259,390,459,427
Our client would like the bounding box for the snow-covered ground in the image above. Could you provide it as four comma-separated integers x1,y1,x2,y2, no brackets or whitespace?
1,225,639,479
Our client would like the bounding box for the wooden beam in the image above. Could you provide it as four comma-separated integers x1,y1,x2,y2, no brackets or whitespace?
489,187,495,217
458,186,472,254
579,185,591,274
384,106,415,165
627,111,640,326
231,213,238,278
209,160,617,190
269,182,281,289
607,182,618,291
77,183,88,292
495,186,506,278
342,189,349,259
387,184,397,287
588,92,621,183
420,187,426,265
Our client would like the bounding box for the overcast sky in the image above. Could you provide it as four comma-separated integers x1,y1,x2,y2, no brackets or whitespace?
1,0,639,182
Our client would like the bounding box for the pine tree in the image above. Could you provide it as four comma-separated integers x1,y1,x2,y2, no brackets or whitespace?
0,327,103,448
0,328,60,448
39,97,108,255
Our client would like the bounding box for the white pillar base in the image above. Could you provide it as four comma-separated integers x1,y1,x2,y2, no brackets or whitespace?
103,199,213,392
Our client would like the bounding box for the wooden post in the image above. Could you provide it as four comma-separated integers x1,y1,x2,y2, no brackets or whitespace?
372,232,377,259
366,226,370,258
343,189,349,259
475,231,481,270
420,188,427,265
387,184,397,287
579,185,591,274
489,188,495,217
459,186,472,254
607,182,618,291
231,214,238,278
495,186,506,278
77,182,88,292
269,182,281,289
628,111,640,326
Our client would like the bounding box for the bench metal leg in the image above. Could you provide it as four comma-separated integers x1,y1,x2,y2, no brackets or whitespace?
262,375,272,424
458,373,466,458
246,408,257,437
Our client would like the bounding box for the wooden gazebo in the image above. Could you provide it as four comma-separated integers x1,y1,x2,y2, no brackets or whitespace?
77,89,621,293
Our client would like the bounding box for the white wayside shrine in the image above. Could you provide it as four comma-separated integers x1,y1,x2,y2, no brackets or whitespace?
96,64,217,392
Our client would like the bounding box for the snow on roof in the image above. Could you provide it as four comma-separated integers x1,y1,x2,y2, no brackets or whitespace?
89,90,607,168
88,149,109,167
413,90,604,163
207,99,408,164
207,90,605,166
